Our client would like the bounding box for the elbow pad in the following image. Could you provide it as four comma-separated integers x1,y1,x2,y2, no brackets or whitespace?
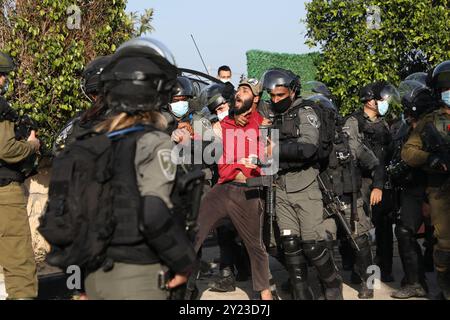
139,196,196,273
278,141,318,162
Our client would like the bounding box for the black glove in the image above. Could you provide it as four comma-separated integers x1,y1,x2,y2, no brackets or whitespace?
427,154,448,172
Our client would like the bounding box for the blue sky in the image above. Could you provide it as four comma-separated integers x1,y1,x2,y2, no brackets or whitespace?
125,0,316,85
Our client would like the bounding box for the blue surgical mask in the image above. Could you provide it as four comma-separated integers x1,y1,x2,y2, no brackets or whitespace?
377,100,389,116
170,101,189,118
441,90,450,107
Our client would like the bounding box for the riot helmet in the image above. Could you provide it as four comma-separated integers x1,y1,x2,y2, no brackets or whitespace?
430,60,450,90
261,68,301,97
305,81,332,99
360,81,400,116
0,51,14,74
405,72,428,86
173,76,195,98
81,55,112,100
0,51,15,95
305,94,337,112
399,80,435,120
199,83,233,113
429,60,450,107
99,37,178,114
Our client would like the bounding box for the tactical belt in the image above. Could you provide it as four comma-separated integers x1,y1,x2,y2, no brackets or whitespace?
0,178,13,187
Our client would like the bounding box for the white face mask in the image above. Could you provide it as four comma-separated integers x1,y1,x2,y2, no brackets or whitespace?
217,110,229,121
220,78,231,83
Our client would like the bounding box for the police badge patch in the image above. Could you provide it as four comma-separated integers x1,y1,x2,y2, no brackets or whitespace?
307,114,319,128
157,149,176,181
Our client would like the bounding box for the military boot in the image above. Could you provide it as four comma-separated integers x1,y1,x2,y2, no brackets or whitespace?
303,241,344,300
354,235,374,299
392,225,427,299
434,249,450,300
208,267,236,292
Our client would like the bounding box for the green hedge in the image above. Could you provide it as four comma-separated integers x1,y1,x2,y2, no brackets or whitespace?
246,50,322,95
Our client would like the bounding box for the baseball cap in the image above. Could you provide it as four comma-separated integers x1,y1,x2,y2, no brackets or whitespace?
238,78,261,96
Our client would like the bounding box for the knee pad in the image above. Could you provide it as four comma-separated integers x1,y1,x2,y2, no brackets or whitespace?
281,235,305,266
302,241,328,262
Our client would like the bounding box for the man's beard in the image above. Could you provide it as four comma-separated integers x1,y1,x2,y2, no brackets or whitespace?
234,96,253,115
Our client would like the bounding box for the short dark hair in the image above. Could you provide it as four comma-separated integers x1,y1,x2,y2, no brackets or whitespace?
218,65,231,74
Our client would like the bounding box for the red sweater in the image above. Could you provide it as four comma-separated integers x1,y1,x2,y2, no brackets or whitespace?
218,110,265,184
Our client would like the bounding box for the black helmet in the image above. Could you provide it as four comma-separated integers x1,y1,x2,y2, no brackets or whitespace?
261,68,301,97
0,51,14,74
430,60,450,90
405,72,428,86
359,81,400,104
173,76,194,98
199,83,235,112
305,81,332,99
305,94,337,112
99,37,178,114
81,55,112,96
399,80,436,119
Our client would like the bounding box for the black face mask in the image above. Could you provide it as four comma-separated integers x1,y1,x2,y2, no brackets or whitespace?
271,96,292,114
234,96,253,115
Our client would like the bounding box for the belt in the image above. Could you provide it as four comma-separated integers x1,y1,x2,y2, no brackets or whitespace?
226,181,247,187
0,180,20,187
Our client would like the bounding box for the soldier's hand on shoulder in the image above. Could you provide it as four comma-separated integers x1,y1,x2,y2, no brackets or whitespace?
27,130,41,151
234,112,250,127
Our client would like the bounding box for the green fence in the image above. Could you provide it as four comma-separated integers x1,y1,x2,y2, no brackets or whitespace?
246,50,322,93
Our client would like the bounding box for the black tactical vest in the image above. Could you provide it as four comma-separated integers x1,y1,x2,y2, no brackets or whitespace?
105,127,160,265
322,124,362,197
353,110,391,151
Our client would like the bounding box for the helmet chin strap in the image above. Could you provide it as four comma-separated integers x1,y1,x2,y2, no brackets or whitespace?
80,79,93,103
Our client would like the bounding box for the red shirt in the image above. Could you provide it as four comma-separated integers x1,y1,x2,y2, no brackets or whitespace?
218,110,265,184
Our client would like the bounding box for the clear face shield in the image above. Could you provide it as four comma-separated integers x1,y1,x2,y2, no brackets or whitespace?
377,84,400,116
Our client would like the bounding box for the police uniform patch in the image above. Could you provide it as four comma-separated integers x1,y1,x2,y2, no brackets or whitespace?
157,149,176,181
307,114,319,128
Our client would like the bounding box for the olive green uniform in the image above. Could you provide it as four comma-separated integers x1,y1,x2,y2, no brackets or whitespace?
401,106,450,299
401,107,450,252
0,120,38,299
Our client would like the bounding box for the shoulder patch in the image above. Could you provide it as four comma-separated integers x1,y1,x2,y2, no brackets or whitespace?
157,149,176,181
307,114,320,128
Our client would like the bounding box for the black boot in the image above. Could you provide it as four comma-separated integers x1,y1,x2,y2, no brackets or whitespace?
208,267,236,292
353,234,374,299
282,235,314,300
434,249,450,300
339,239,355,271
303,241,344,300
391,225,427,299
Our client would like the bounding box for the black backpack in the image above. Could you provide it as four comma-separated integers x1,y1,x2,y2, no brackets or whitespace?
38,126,146,271
306,101,336,170
289,99,336,171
